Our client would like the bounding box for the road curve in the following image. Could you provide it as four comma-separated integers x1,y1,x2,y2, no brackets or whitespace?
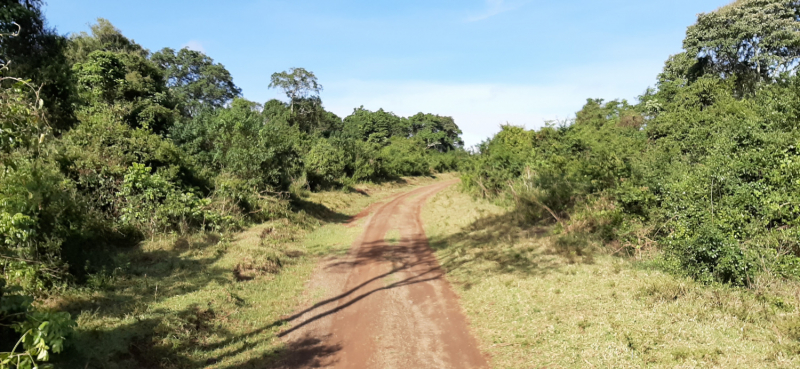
274,180,488,369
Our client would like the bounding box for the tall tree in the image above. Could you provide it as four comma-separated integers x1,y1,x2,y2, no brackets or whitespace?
73,49,176,133
69,19,177,133
151,47,241,116
268,67,322,113
407,113,464,151
0,0,76,131
343,107,402,144
684,0,800,92
67,18,148,63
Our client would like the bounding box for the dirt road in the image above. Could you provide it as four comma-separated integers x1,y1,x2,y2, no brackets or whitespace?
274,180,488,369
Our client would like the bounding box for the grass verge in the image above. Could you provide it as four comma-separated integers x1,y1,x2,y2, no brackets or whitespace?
422,186,800,369
44,175,451,369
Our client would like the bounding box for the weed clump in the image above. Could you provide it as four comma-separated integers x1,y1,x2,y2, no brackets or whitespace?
551,233,594,264
639,278,691,303
234,255,283,281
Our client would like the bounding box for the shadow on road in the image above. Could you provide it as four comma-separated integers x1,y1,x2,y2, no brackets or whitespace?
252,204,579,368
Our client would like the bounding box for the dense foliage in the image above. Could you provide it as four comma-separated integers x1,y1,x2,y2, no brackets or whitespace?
0,1,464,365
463,0,800,286
8,0,800,364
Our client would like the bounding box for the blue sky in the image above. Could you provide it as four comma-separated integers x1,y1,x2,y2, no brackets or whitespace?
44,0,729,146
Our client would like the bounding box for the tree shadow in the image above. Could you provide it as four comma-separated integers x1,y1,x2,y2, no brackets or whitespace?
48,234,246,368
218,232,452,368
426,209,597,285
71,233,446,369
53,235,229,320
290,197,353,224
53,233,437,368
230,208,574,368
217,333,342,369
53,194,582,368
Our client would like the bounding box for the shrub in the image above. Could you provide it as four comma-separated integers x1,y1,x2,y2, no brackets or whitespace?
379,137,431,177
0,157,88,290
305,139,347,187
118,163,217,234
1,279,75,369
673,226,755,286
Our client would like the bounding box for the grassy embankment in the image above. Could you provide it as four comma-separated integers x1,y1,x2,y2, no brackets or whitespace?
423,186,800,368
44,175,450,369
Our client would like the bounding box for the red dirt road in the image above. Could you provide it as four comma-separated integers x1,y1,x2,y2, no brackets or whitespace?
274,180,488,369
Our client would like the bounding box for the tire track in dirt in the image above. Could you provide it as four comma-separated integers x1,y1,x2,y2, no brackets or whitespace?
273,180,488,369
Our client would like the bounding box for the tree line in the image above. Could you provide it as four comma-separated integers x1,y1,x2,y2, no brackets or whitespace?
463,0,800,286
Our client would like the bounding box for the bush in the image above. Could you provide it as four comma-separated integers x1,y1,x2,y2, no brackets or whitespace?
462,72,800,285
0,157,90,290
118,163,217,234
305,139,347,187
379,137,431,177
1,279,75,369
673,226,755,286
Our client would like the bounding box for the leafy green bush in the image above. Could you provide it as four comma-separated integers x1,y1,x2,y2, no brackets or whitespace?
0,156,90,291
1,280,75,369
673,226,755,286
462,3,800,285
379,137,431,177
305,139,348,187
118,163,217,234
170,98,302,192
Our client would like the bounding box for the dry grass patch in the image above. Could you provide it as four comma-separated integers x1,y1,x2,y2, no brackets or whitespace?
422,186,800,368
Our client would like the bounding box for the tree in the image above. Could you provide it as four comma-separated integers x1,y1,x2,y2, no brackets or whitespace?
407,113,464,151
73,49,177,133
67,18,148,63
151,47,241,116
268,67,322,113
683,0,800,92
261,97,341,135
171,98,301,191
72,50,126,104
305,138,347,185
0,0,76,131
343,107,402,144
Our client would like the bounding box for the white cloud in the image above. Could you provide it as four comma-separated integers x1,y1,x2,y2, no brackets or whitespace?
466,0,525,22
182,40,206,53
322,62,661,148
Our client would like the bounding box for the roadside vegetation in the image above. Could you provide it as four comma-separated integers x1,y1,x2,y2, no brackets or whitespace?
447,0,800,366
463,0,800,287
424,186,800,368
52,176,445,368
4,0,800,367
0,1,464,366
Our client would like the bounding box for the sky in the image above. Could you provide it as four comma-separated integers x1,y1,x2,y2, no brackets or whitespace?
44,0,730,147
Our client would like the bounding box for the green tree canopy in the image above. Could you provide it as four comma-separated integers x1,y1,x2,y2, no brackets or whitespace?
261,97,342,136
407,113,464,151
0,0,76,130
67,18,148,63
343,107,402,144
151,47,241,116
170,98,301,190
268,67,322,113
684,0,800,91
73,49,176,133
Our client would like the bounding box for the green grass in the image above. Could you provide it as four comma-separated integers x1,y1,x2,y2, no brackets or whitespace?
422,186,800,369
43,175,451,369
